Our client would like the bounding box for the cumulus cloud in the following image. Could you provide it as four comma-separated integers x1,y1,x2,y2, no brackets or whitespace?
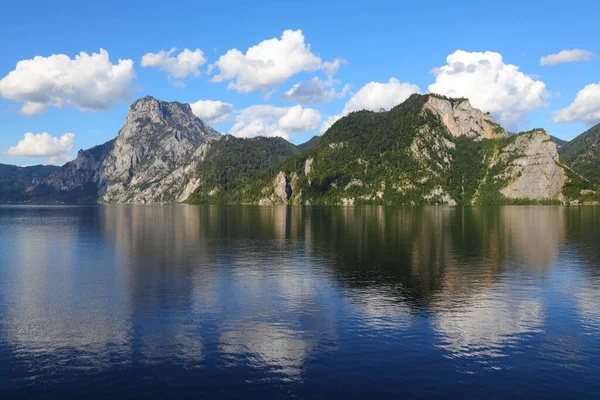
429,50,549,126
319,78,421,133
230,105,321,140
4,132,75,165
141,48,206,84
540,49,595,66
342,78,421,114
0,49,135,115
189,100,234,124
322,58,346,76
554,83,600,124
281,77,350,105
211,29,341,93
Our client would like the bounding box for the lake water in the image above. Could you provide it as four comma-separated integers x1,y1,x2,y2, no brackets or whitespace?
0,205,599,399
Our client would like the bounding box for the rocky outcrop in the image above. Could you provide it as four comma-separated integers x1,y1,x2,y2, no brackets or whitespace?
259,171,292,205
304,158,313,176
424,186,457,206
498,130,566,201
424,95,506,140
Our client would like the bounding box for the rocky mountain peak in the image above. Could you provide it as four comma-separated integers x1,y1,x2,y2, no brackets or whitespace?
129,96,193,120
424,94,507,140
120,96,212,141
98,96,221,202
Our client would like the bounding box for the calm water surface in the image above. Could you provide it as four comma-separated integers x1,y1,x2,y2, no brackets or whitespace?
0,205,599,399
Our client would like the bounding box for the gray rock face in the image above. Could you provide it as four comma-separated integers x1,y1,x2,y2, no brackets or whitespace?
39,96,220,203
304,158,313,176
259,171,292,205
424,96,506,140
498,130,566,201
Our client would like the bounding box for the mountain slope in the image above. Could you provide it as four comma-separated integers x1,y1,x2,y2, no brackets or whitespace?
186,136,300,204
560,123,600,184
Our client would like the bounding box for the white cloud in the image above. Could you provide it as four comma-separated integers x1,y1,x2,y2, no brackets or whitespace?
281,77,350,105
319,77,421,133
540,49,595,66
554,83,600,124
189,100,234,124
230,105,321,140
4,132,75,165
0,49,135,115
141,48,206,84
428,50,549,126
342,78,421,114
211,29,340,93
322,58,346,76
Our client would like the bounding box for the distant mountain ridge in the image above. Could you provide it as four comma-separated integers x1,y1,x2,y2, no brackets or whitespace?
297,136,320,151
550,135,568,150
0,164,58,202
559,123,600,185
1,94,598,205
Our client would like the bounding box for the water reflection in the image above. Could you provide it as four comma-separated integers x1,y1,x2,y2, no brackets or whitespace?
220,322,311,380
100,206,210,367
432,282,544,360
303,206,568,361
0,207,131,377
0,205,599,396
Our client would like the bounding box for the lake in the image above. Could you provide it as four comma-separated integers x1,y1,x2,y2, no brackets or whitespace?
0,205,599,399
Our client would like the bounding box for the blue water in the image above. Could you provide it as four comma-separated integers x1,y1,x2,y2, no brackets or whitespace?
0,205,598,398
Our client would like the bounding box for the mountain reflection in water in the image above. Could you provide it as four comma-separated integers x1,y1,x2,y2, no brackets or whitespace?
0,205,598,398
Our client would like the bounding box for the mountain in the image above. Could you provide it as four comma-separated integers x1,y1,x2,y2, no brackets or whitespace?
33,96,220,203
559,123,600,185
0,164,58,202
2,94,596,205
193,94,576,206
550,135,568,150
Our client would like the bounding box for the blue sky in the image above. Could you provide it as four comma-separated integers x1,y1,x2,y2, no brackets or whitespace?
1,0,598,166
